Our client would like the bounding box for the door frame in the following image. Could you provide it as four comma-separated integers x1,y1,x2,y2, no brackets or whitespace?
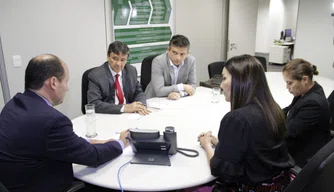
0,35,11,103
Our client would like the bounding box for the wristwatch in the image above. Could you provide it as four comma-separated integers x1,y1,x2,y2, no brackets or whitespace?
179,91,189,97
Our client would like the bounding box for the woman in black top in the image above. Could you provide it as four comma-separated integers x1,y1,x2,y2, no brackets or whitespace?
282,58,330,167
198,55,294,192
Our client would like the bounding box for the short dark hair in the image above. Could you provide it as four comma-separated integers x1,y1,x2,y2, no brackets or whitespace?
282,58,319,81
107,41,130,57
25,54,65,90
169,35,190,49
224,54,286,140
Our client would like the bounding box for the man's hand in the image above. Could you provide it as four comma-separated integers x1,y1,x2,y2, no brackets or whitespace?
124,102,151,115
184,84,195,96
168,92,181,100
119,129,130,148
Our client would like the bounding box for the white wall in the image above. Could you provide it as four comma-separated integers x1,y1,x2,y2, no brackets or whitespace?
175,0,226,83
0,0,107,119
0,0,226,118
255,0,296,53
0,83,4,112
255,0,270,53
267,0,285,49
283,0,299,37
294,0,334,79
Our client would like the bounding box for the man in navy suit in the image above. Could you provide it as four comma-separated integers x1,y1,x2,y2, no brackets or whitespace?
0,54,129,192
87,41,151,115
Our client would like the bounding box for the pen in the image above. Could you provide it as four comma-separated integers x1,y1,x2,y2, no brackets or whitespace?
147,106,161,110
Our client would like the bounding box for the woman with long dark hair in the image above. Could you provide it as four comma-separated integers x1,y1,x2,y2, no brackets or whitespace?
198,55,294,192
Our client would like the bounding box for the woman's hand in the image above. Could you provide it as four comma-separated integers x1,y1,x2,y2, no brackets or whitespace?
211,135,219,146
198,131,218,147
198,131,215,164
199,133,212,150
197,131,212,141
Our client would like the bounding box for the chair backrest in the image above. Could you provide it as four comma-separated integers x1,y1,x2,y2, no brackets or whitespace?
140,54,159,92
328,90,334,131
81,67,98,114
208,61,225,79
284,138,334,192
254,56,267,72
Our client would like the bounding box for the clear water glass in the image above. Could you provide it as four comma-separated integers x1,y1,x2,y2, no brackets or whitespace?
211,87,221,103
85,104,97,138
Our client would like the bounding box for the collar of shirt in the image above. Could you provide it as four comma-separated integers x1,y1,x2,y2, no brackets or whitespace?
108,64,123,79
33,91,52,107
169,58,184,69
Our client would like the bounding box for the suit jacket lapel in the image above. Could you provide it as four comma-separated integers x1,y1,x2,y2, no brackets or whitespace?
286,96,301,120
177,58,187,84
166,53,174,84
122,67,128,102
103,62,116,100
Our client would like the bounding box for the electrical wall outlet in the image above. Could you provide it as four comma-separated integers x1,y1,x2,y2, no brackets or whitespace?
12,55,21,68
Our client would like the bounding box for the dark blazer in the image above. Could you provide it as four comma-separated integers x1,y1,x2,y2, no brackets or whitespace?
0,90,123,192
283,82,331,167
87,62,146,114
211,103,293,184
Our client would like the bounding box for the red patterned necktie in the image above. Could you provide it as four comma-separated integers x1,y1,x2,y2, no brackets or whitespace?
115,74,124,104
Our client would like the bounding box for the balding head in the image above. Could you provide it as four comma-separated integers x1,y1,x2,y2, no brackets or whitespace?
25,54,69,106
25,54,65,90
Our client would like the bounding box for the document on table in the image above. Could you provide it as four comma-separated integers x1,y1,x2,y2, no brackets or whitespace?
128,113,143,120
146,98,184,109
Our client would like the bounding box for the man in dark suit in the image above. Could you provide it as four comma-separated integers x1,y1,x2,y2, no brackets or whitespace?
87,41,150,115
0,54,129,192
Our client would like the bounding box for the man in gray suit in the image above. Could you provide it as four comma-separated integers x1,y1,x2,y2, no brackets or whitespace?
87,41,150,115
145,35,197,100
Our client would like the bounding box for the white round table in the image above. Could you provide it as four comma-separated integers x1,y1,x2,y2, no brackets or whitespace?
72,72,334,191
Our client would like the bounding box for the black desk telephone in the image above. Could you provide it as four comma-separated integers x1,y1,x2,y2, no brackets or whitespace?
128,126,199,166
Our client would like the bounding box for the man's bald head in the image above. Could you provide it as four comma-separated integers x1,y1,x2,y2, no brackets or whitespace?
25,54,65,90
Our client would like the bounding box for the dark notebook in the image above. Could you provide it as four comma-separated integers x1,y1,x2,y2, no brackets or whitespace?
131,152,171,166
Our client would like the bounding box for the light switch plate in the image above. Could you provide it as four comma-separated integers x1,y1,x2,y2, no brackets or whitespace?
12,55,21,68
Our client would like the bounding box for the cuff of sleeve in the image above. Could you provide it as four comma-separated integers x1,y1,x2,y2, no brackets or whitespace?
120,105,125,113
116,139,125,150
84,138,91,143
179,91,189,97
177,83,184,91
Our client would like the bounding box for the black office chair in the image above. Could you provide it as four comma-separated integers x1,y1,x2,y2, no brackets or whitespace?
208,61,225,79
284,138,334,192
254,56,267,72
0,181,85,192
65,181,85,192
81,67,98,114
140,54,159,92
0,182,9,192
328,90,334,135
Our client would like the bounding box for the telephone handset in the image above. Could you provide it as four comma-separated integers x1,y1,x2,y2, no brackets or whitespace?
163,126,199,157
